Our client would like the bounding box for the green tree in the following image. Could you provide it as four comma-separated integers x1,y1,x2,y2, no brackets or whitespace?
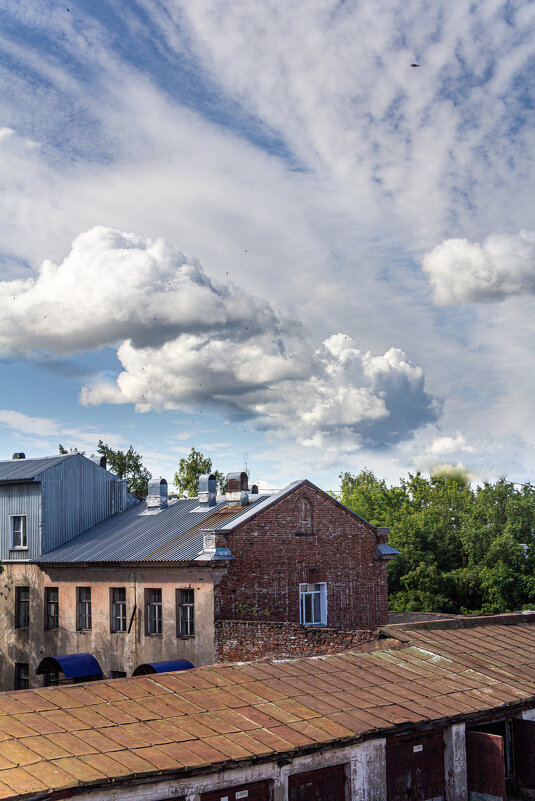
337,468,535,615
97,440,152,497
174,448,225,497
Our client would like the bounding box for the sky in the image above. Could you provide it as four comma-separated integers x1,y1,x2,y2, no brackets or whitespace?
1,1,535,491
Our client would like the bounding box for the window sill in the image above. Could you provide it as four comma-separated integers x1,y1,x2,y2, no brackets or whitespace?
177,634,195,639
76,629,92,633
110,630,128,635
10,547,29,552
145,633,162,637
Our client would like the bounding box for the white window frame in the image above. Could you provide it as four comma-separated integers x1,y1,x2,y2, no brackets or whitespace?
10,515,27,550
299,582,327,626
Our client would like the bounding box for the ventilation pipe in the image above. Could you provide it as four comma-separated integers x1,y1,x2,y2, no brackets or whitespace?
146,478,168,510
198,474,217,508
226,472,249,506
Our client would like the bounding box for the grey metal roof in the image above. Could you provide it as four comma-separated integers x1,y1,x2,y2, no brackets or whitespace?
35,479,379,565
35,495,268,564
148,496,268,561
0,454,74,482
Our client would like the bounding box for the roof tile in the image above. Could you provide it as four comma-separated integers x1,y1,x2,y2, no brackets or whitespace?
51,756,106,784
0,767,48,795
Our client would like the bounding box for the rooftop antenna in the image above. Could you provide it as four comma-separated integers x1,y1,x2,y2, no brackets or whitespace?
244,450,250,478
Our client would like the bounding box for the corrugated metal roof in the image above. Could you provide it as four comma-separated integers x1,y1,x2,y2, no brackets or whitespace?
0,614,535,797
35,476,378,564
0,454,74,482
36,496,269,564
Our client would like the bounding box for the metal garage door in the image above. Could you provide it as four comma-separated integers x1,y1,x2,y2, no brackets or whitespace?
466,730,506,801
386,732,445,801
201,780,270,801
289,764,347,801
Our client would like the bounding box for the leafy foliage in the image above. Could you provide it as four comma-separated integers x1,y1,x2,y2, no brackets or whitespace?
97,440,152,497
337,469,535,614
173,448,225,497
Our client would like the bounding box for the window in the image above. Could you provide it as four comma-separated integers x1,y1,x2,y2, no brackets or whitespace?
110,588,127,633
10,515,27,549
44,587,59,630
177,588,195,637
299,583,327,626
43,671,59,687
15,662,29,690
146,588,162,635
76,587,91,630
15,586,29,628
111,670,126,679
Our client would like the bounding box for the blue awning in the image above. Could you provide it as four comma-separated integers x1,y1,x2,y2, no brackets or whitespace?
132,659,194,676
36,653,103,679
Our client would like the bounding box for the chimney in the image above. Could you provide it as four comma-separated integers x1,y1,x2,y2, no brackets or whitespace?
12,453,25,460
146,478,168,510
198,474,217,508
91,456,107,470
226,472,249,506
251,484,259,494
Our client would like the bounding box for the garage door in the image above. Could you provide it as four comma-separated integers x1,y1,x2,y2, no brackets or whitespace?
466,730,506,801
289,764,347,801
386,732,445,801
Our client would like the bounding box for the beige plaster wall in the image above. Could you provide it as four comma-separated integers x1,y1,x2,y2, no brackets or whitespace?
0,563,219,690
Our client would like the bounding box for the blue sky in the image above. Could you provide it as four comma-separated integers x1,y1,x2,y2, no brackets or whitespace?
1,1,535,490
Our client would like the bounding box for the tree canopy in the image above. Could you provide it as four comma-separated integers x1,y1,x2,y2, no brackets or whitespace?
173,448,225,497
337,469,535,614
97,440,152,497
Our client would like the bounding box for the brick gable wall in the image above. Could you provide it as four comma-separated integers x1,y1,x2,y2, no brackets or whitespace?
214,483,388,631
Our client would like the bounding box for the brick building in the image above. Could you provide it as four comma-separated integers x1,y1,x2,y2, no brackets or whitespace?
211,478,391,633
0,456,396,688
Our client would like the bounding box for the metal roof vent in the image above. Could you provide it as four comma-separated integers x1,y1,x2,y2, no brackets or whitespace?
226,472,249,507
146,478,168,510
251,484,259,494
198,474,217,508
12,452,25,460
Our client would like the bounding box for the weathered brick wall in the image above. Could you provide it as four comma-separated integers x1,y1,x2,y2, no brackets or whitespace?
215,619,380,662
214,482,389,631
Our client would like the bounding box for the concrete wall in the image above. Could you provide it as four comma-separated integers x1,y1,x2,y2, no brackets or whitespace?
214,483,388,631
0,563,218,690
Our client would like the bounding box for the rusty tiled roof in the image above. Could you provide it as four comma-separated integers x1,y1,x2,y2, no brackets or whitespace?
3,615,535,798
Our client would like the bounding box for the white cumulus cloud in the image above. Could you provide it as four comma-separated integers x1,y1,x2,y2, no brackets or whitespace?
0,227,439,453
422,230,535,305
